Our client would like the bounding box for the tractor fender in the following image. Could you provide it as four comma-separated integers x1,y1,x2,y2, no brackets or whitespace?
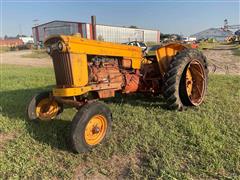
155,43,188,76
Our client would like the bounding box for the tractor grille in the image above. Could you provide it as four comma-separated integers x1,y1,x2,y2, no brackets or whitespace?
51,52,74,87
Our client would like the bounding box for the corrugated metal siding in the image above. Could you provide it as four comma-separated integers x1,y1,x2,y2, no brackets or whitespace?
32,28,37,43
32,21,160,44
78,23,87,38
81,23,87,38
33,21,79,44
78,23,82,35
96,25,145,43
86,24,91,39
43,22,78,39
143,29,159,43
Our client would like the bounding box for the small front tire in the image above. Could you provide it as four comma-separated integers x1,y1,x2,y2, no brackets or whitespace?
70,101,112,153
27,91,63,121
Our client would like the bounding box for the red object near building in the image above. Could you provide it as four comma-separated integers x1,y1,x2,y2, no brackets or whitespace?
0,39,24,47
191,43,199,49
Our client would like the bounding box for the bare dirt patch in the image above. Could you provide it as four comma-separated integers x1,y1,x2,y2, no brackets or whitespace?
1,50,52,67
202,45,240,75
74,162,109,180
73,153,141,180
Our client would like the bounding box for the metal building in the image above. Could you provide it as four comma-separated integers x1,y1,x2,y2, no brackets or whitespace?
32,20,160,45
191,28,233,41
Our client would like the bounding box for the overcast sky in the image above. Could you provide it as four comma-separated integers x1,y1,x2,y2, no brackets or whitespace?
1,0,239,37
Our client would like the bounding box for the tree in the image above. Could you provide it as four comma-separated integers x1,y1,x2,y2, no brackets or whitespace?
16,34,27,38
129,25,138,29
160,33,182,41
160,33,171,40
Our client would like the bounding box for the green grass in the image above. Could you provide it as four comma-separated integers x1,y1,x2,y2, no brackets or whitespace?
21,50,49,59
198,42,219,50
0,65,240,179
146,42,161,46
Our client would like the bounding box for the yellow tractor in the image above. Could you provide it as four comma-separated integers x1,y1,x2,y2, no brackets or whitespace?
27,35,208,153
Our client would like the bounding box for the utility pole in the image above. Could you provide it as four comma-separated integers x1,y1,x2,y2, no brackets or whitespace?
224,19,228,31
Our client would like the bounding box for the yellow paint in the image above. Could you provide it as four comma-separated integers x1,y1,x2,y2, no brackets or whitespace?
53,82,122,97
186,68,193,96
155,43,187,76
45,35,142,69
36,98,59,120
84,114,107,145
70,54,88,87
53,86,92,97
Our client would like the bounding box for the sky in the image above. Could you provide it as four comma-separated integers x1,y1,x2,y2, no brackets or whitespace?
1,0,240,37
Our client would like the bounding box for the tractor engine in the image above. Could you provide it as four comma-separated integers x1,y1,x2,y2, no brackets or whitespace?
88,56,123,84
87,56,140,97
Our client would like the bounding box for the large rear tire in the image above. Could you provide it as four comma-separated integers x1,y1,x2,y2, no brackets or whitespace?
163,49,208,110
70,101,112,153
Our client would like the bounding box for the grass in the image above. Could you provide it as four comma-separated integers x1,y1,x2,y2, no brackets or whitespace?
0,47,11,53
21,50,49,59
146,41,161,46
198,42,219,50
0,65,240,179
232,45,240,57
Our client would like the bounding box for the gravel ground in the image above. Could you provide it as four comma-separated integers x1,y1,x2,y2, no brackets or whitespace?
202,44,240,75
1,50,52,67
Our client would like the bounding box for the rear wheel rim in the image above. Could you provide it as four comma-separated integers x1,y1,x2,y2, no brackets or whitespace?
185,60,206,105
186,68,193,97
84,115,107,146
36,98,59,120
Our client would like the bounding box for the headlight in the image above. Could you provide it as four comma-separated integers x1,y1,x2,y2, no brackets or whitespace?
46,46,51,54
58,42,64,51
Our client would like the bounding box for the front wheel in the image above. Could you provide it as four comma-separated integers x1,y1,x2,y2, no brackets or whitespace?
27,91,63,121
70,101,112,153
163,49,208,110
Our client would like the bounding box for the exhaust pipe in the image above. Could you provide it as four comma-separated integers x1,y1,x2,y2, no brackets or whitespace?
91,15,96,40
